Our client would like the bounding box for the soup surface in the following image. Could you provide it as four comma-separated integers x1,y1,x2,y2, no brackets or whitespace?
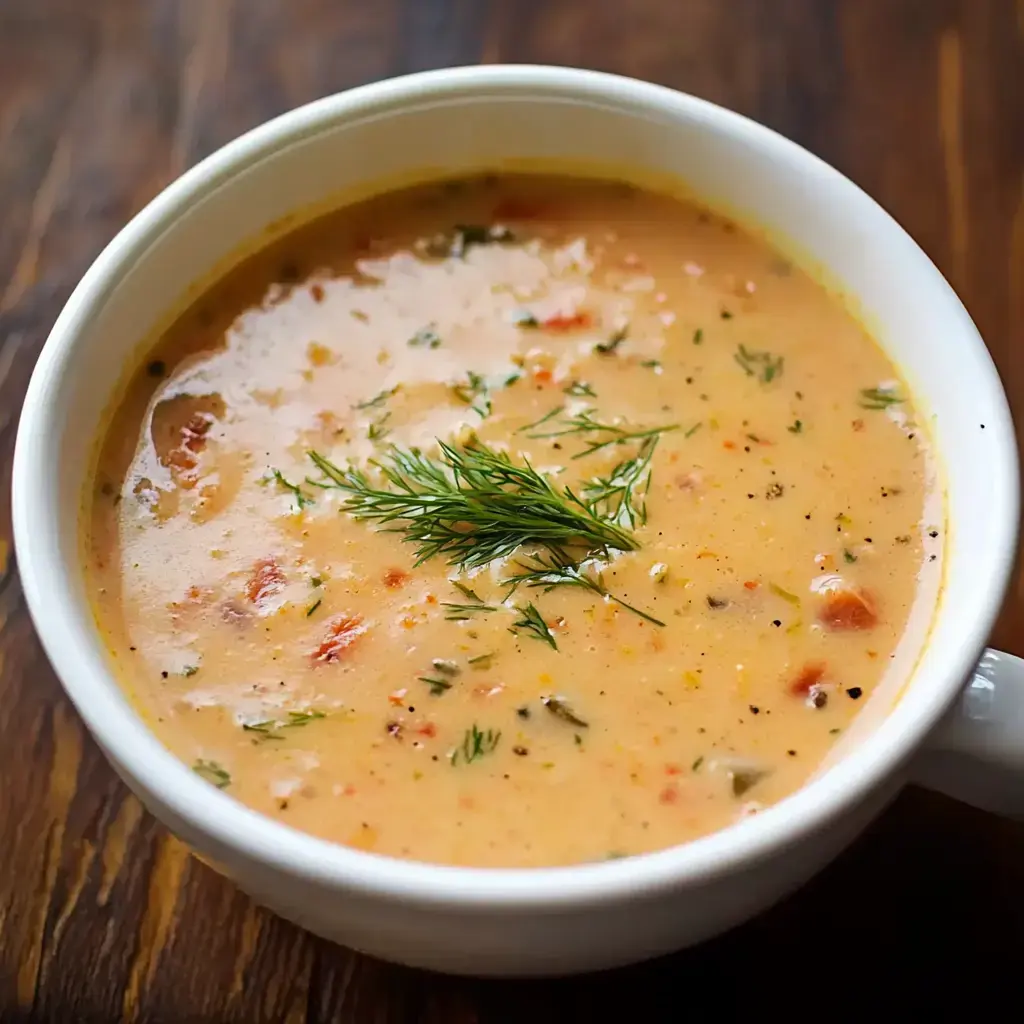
88,175,936,867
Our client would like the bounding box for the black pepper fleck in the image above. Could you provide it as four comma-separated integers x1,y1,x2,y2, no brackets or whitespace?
847,687,863,700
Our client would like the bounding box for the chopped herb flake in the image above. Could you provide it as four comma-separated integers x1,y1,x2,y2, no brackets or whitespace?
595,325,628,355
451,723,501,764
735,344,784,383
408,325,442,349
420,675,453,695
511,602,558,650
859,386,904,409
542,696,589,728
193,759,231,789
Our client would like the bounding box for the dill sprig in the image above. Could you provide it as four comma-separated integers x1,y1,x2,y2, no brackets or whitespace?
307,441,638,569
510,602,558,649
521,407,679,459
441,581,499,621
450,370,491,418
243,710,327,743
420,675,453,695
450,723,501,765
502,554,666,626
367,412,391,441
266,469,314,510
581,434,659,528
353,385,399,410
193,759,231,788
859,386,903,409
735,344,784,383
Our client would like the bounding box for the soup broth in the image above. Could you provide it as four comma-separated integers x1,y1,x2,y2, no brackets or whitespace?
87,175,935,867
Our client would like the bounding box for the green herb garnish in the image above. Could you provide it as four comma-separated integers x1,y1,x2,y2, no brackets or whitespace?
353,385,398,410
451,371,491,418
563,380,597,398
367,413,391,442
193,759,231,789
267,469,313,510
420,675,453,695
684,422,703,439
843,548,857,563
468,652,495,669
451,723,501,765
243,709,327,743
510,602,558,650
734,344,784,383
516,405,564,433
522,408,678,459
595,325,628,355
308,441,638,569
693,328,704,345
859,386,904,409
788,420,803,434
441,582,499,621
305,598,322,617
408,325,442,349
581,434,659,528
542,695,589,728
503,554,665,627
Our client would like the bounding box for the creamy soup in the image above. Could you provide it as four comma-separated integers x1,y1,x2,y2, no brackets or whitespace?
87,175,936,867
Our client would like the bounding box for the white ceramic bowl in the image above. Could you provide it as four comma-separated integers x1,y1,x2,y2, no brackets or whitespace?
13,66,1024,976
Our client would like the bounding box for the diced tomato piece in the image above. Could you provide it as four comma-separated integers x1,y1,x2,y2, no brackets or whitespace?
744,580,760,590
180,412,213,453
166,447,199,473
383,568,410,588
819,589,878,631
532,368,554,384
664,764,682,776
723,440,737,450
659,785,680,805
417,722,438,738
790,661,827,696
313,614,367,662
541,311,592,331
246,557,285,605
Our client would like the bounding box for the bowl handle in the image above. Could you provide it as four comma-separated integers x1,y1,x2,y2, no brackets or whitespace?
910,648,1024,818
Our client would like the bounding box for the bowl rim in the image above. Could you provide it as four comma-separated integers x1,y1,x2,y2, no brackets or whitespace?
12,64,1019,909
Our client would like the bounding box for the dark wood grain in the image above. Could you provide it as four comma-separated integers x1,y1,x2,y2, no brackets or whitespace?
0,1,1021,1020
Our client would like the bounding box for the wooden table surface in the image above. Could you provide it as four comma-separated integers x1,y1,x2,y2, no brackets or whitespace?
1,1,1022,1020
